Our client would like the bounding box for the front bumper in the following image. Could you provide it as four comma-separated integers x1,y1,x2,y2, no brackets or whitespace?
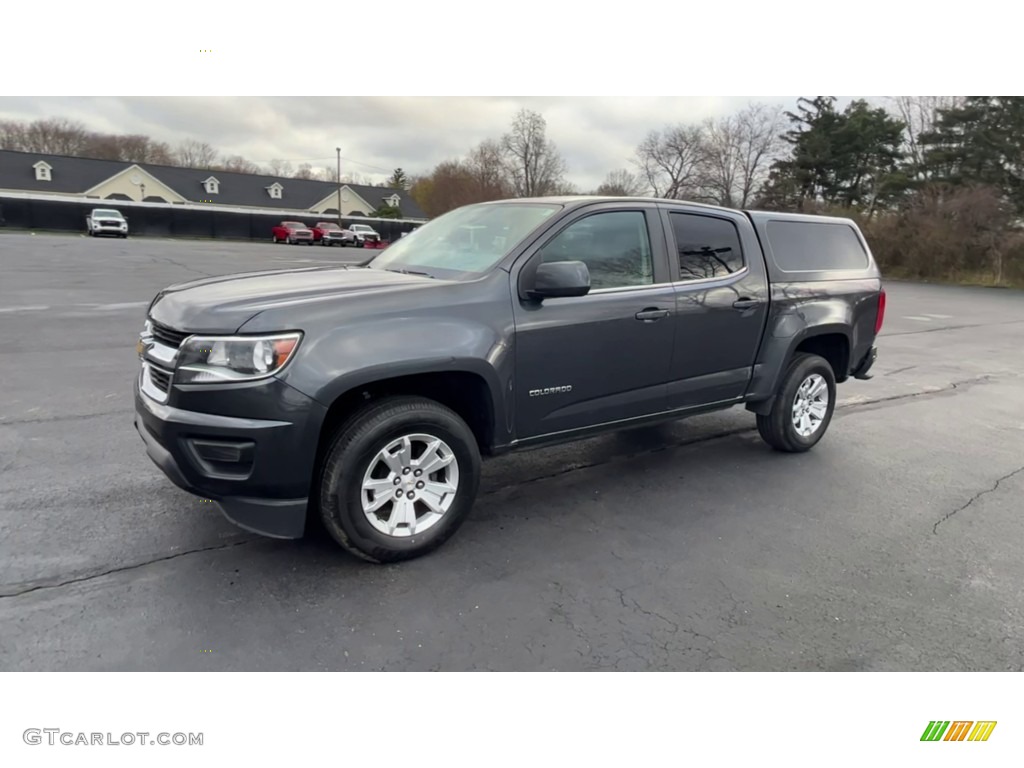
133,379,319,538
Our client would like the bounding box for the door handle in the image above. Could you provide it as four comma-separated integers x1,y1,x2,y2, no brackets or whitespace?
732,298,761,310
635,307,670,322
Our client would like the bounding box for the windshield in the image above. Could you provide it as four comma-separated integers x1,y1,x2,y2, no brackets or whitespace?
318,223,340,230
282,222,305,228
93,209,123,218
369,202,561,278
351,224,373,232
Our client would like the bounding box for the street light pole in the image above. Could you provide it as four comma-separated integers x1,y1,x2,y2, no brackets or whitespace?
336,147,341,223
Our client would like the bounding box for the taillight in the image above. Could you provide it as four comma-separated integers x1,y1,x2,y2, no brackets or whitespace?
875,288,886,334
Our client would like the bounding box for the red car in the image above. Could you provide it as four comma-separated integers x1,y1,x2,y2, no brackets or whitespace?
311,221,353,246
271,221,314,245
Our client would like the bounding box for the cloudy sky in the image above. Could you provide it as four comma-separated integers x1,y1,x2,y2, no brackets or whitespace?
0,96,855,189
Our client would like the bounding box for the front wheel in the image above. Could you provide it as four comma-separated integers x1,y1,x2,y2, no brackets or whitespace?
756,352,836,452
318,397,481,563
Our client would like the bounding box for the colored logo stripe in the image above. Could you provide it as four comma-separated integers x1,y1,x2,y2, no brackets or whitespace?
921,721,996,742
968,722,997,742
944,721,973,741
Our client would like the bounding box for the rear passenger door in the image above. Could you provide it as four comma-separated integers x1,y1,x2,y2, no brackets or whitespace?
661,206,770,409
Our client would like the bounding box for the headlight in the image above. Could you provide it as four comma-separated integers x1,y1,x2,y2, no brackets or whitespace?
175,332,302,384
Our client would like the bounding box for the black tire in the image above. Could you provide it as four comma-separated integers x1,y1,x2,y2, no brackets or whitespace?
318,396,481,563
756,352,837,453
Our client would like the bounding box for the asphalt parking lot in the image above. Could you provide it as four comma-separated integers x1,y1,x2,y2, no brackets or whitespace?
1,231,1023,671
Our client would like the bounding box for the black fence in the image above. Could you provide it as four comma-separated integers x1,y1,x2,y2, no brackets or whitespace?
0,197,422,242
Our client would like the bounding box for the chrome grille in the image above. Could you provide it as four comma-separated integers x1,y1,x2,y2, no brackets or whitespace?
148,365,173,393
150,321,189,349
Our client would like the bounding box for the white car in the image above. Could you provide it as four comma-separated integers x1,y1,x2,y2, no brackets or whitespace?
347,223,380,247
86,208,129,238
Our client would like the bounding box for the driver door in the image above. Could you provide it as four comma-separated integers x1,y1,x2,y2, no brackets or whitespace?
511,203,676,441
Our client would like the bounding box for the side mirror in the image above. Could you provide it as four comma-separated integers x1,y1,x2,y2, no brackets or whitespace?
527,260,591,300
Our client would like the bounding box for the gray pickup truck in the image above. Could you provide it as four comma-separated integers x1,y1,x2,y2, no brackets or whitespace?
134,196,885,562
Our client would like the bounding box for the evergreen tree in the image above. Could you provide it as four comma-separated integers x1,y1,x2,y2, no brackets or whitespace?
920,97,1024,211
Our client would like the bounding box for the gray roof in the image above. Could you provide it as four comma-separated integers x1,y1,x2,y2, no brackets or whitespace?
0,149,426,219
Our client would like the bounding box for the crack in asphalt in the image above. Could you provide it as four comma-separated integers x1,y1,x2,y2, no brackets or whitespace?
885,365,917,376
932,464,1024,536
0,408,133,426
0,539,257,599
883,319,1024,337
151,255,217,278
614,587,729,670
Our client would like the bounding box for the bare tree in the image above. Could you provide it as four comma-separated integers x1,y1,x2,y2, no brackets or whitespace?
174,139,219,169
292,162,315,180
89,134,174,164
595,168,647,196
699,102,786,207
734,103,787,207
500,109,568,197
633,124,707,199
12,118,92,155
0,120,27,150
219,155,262,174
340,171,371,185
466,138,511,200
267,159,294,177
551,180,581,195
887,96,966,176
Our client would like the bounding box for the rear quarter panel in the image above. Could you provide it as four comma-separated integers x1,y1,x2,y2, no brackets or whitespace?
744,211,883,399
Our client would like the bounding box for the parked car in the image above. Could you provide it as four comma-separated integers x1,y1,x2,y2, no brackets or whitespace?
86,208,129,238
135,196,884,563
312,222,351,247
271,221,314,245
348,223,380,246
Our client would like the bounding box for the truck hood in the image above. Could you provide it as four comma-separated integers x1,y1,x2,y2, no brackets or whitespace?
148,265,437,332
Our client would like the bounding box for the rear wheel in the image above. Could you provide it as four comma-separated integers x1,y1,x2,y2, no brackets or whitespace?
756,353,836,452
318,397,481,563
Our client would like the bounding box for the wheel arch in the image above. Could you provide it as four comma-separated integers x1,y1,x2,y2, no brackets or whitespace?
309,360,503,480
745,323,852,414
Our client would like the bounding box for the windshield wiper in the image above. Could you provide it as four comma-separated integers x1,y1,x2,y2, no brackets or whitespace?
385,268,435,278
